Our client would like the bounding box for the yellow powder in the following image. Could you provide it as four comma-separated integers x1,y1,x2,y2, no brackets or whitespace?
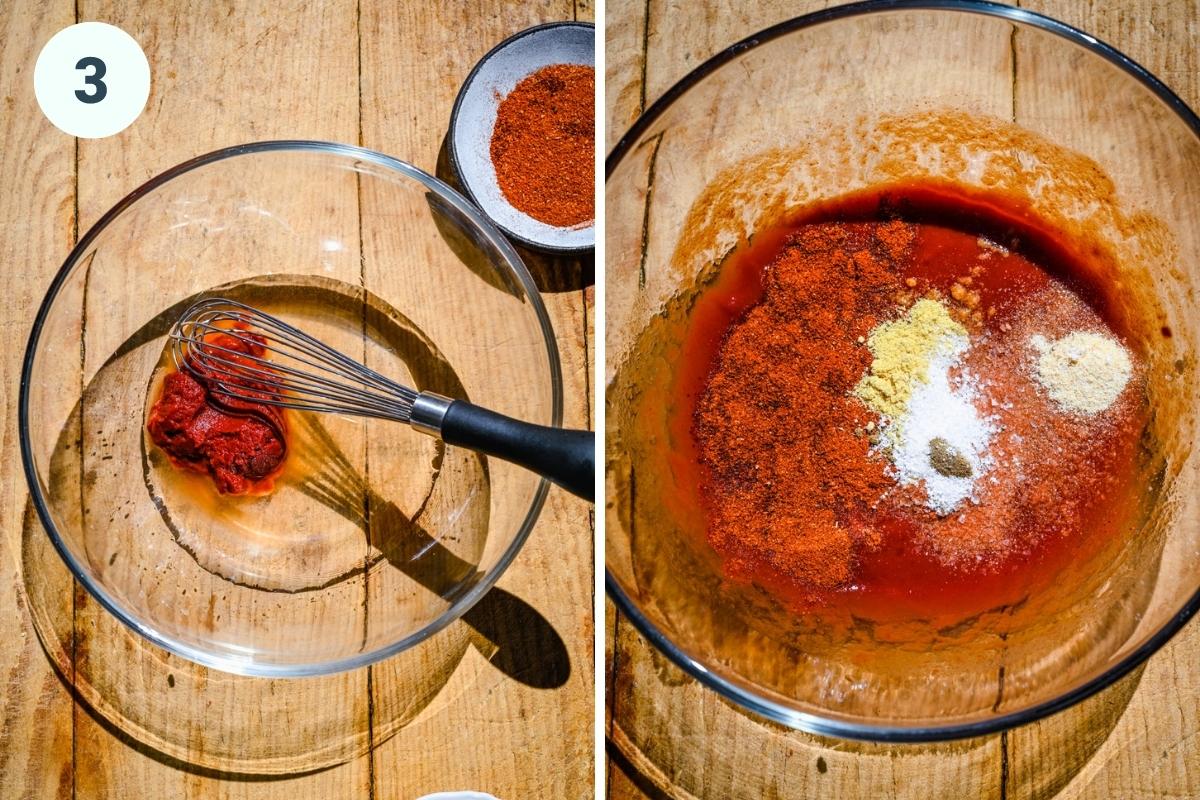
854,298,968,424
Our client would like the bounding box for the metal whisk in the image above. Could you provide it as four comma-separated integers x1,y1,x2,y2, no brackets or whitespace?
170,297,593,501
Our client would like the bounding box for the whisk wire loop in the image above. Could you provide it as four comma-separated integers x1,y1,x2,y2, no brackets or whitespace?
169,297,418,422
165,296,595,500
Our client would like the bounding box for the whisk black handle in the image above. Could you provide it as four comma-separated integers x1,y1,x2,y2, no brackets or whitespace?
439,401,594,502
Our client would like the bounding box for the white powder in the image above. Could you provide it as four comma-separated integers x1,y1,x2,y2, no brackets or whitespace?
1030,332,1132,414
890,345,996,516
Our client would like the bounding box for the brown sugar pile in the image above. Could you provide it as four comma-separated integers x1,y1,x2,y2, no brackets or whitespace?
490,64,594,228
693,222,916,590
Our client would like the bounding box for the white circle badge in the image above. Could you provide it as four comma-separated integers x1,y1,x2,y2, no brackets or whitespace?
34,22,150,139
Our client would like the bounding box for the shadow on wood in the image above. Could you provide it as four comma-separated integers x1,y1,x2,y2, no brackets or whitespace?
292,411,571,692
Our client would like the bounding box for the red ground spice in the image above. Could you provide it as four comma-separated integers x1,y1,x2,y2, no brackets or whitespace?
490,64,594,228
693,222,915,590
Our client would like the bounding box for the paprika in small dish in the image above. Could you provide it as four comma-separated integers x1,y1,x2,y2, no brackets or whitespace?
449,21,595,255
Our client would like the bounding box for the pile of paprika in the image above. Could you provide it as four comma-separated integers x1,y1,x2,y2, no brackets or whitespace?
693,222,914,590
490,64,594,228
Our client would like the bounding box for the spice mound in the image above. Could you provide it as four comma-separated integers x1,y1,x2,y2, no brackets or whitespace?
490,63,595,228
855,298,995,515
689,210,1146,607
147,329,288,495
1030,331,1131,414
693,222,907,590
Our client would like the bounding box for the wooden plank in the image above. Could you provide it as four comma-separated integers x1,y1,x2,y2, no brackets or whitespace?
0,2,78,798
608,738,666,800
605,597,617,728
70,1,371,797
641,0,834,107
612,619,1000,800
359,1,594,797
604,0,647,151
1007,3,1200,798
1021,1,1199,90
1006,628,1200,799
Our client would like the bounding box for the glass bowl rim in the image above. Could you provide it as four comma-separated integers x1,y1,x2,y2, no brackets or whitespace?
604,0,1200,741
19,139,564,678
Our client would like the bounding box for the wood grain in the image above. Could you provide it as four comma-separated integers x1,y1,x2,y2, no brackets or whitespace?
603,0,646,152
641,0,834,107
359,1,595,796
72,1,369,797
1,1,594,798
605,1,1200,798
0,2,77,799
1010,3,1200,797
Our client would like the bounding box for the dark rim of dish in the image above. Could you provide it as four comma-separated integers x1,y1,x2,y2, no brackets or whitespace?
448,20,596,255
19,139,563,678
604,0,1200,742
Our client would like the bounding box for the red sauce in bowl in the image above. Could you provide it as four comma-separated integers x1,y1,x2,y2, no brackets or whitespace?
669,181,1151,620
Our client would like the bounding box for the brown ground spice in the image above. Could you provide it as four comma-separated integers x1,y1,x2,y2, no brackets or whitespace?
490,64,594,228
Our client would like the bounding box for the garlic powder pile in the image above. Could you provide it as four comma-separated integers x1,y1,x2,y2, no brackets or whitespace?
1030,332,1132,414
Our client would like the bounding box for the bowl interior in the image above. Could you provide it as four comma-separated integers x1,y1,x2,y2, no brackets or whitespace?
451,22,595,252
24,143,559,675
606,6,1200,736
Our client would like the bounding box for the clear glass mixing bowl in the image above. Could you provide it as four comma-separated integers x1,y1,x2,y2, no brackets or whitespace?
606,2,1200,739
22,141,561,676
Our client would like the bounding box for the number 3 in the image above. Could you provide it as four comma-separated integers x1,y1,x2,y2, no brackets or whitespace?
75,56,107,104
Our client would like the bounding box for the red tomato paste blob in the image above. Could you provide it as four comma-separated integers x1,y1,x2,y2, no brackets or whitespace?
147,330,288,495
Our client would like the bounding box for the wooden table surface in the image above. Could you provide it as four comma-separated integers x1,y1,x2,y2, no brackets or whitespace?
0,1,593,798
605,2,1200,798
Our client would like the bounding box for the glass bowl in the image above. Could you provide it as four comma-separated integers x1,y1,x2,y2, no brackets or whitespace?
21,141,561,676
606,2,1200,740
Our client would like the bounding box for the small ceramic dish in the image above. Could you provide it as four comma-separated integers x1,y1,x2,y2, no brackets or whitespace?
449,21,594,255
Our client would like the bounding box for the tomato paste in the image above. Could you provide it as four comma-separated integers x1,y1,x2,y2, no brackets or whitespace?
147,330,288,495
